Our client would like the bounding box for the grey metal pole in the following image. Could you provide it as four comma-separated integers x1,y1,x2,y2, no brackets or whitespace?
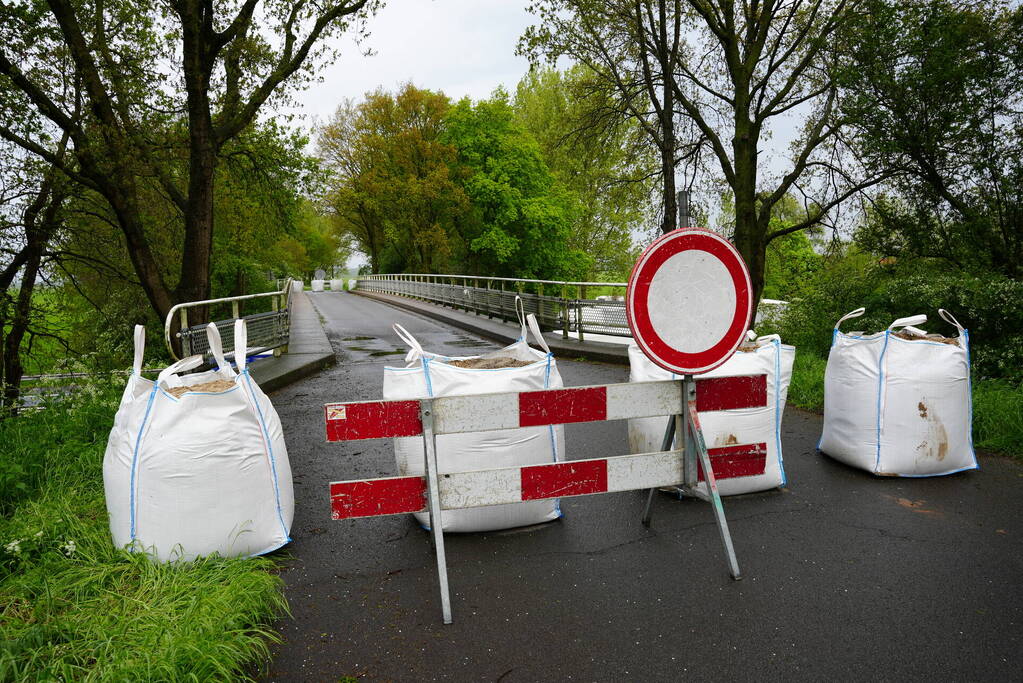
421,400,453,623
677,190,691,229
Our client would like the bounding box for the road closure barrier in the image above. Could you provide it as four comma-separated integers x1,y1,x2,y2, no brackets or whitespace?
324,374,767,624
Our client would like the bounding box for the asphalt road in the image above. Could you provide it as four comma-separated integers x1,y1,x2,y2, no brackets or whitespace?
264,291,1023,682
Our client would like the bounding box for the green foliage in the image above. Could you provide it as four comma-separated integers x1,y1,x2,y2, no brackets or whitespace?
785,353,828,413
512,66,652,279
0,387,287,680
320,86,590,281
769,248,1023,382
320,85,466,274
839,0,1023,278
442,93,586,280
972,379,1023,455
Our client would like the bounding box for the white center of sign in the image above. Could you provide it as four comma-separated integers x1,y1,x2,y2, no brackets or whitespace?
646,250,736,354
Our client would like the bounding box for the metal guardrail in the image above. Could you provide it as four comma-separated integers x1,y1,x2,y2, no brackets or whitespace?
356,274,790,340
164,279,294,361
358,274,628,341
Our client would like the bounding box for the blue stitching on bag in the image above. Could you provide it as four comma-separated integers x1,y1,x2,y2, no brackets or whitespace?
243,371,290,541
128,385,159,541
964,329,979,470
423,357,434,397
874,332,891,472
545,354,563,518
773,340,786,486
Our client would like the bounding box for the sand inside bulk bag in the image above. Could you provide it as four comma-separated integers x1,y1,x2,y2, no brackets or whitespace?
627,333,795,496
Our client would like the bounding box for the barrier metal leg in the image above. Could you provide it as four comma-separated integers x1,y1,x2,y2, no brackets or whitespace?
421,400,453,623
684,375,742,580
641,416,677,527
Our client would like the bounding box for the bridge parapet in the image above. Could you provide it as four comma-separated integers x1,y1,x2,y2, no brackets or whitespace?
357,273,629,341
164,279,293,361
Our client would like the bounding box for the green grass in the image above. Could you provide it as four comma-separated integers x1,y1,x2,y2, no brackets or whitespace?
0,386,288,681
786,353,828,413
972,379,1023,455
786,352,1023,458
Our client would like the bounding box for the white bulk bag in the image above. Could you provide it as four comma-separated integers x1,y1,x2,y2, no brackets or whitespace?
627,335,795,495
819,308,977,477
329,279,344,291
311,279,325,291
383,302,565,532
348,279,357,290
291,280,303,293
103,321,294,561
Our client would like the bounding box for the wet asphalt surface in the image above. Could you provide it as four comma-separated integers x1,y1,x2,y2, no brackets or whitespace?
264,291,1023,682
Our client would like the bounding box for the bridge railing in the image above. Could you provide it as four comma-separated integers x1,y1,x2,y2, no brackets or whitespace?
357,274,629,341
164,279,293,361
355,274,790,341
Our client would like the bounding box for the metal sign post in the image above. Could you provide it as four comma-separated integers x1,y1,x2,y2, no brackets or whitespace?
627,227,754,580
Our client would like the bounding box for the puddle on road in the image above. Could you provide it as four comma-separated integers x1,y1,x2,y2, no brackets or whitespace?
341,336,374,341
345,345,406,357
447,338,493,348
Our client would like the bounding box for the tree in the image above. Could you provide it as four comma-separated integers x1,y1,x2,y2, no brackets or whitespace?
319,85,469,274
0,0,378,323
513,66,654,279
841,0,1023,279
0,137,69,415
523,0,882,311
521,1,694,234
442,93,587,279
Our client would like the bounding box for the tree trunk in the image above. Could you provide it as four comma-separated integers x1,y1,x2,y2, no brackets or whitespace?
176,0,218,322
1,188,62,417
732,114,766,313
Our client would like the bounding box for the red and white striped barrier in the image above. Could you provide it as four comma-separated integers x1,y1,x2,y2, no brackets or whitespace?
324,375,766,624
325,375,765,440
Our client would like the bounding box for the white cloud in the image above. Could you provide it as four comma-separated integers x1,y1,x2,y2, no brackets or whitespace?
292,0,538,125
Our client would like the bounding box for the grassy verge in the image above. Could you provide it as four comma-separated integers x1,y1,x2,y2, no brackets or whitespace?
0,385,288,681
786,352,1023,458
972,379,1023,455
785,353,828,413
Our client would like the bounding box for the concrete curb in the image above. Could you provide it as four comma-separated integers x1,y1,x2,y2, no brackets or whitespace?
249,290,336,392
352,290,630,365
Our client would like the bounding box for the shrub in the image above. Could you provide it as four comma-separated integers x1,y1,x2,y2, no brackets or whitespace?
767,255,1023,382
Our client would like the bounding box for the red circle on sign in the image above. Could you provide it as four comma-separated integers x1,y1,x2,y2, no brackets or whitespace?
626,228,751,375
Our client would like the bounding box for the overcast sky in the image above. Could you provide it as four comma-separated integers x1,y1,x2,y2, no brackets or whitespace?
291,0,540,128
289,1,807,268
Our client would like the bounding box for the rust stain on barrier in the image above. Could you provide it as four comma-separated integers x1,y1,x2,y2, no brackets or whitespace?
918,402,928,418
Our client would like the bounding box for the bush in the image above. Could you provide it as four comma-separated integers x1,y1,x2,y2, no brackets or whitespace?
0,387,288,681
767,254,1023,382
786,353,828,412
972,379,1023,454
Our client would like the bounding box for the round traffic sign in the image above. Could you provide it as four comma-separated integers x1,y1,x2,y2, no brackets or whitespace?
626,228,752,375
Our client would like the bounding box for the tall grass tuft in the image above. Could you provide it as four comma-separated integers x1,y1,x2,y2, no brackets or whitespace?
786,353,828,413
971,380,1023,456
0,388,289,681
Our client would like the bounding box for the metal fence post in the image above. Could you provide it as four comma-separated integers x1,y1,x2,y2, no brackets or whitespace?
501,280,507,323
578,285,586,343
561,283,569,339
